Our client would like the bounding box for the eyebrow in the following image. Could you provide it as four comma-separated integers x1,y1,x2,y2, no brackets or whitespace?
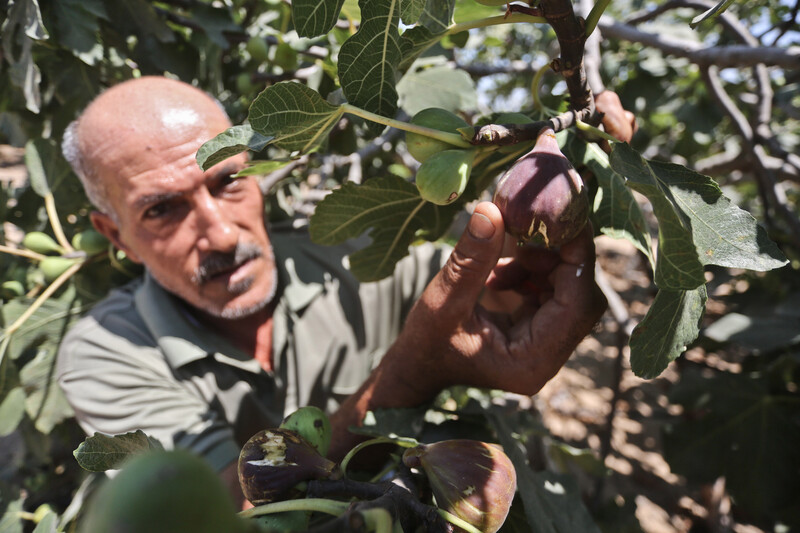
131,163,242,212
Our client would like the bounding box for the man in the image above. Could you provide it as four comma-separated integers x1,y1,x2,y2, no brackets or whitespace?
57,76,607,507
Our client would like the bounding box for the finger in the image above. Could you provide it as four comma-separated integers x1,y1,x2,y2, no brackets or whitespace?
423,201,505,320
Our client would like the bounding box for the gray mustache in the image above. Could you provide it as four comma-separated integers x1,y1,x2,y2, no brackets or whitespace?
192,242,263,285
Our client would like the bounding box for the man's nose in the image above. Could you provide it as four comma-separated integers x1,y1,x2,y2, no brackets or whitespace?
193,189,239,252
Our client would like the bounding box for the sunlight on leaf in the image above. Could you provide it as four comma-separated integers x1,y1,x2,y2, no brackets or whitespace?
292,0,347,38
196,124,273,171
74,430,164,472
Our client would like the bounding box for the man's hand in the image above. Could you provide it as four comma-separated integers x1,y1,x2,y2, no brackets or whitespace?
328,202,606,459
397,201,607,396
595,90,638,151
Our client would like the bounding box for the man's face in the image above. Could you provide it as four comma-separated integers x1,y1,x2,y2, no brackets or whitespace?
87,102,276,320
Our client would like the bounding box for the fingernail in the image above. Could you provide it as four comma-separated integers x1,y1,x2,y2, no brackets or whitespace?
468,213,495,240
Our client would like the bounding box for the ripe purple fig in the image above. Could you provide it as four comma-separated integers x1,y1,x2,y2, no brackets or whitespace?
493,128,589,247
238,428,337,505
402,440,517,533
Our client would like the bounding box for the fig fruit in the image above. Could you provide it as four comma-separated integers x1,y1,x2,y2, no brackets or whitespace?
280,406,332,458
71,229,108,255
492,128,588,247
238,428,337,505
406,108,470,163
415,149,475,205
403,440,517,533
39,256,80,282
23,231,63,255
246,35,270,63
1,280,24,299
80,449,249,533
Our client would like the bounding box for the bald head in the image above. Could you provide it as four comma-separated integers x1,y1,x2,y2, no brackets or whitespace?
63,76,231,217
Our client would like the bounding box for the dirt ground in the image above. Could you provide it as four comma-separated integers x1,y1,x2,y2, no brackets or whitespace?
534,233,764,533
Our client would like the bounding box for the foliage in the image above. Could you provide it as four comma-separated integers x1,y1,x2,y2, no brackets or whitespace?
0,0,798,531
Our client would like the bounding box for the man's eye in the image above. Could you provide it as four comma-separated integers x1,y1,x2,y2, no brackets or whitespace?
216,175,239,193
143,202,170,219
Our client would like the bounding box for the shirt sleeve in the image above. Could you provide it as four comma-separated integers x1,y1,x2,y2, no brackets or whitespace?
57,314,240,472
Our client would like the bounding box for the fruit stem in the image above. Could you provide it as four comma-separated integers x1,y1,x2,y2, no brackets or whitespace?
238,497,348,519
0,259,84,340
584,0,612,37
446,13,546,35
340,437,418,478
44,193,74,253
575,118,619,143
437,509,483,533
341,104,472,149
0,244,47,262
362,508,394,533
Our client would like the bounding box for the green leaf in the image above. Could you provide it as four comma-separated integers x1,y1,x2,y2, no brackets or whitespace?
0,0,48,113
0,387,26,437
73,430,164,472
308,177,458,281
0,495,24,533
629,285,707,378
610,143,787,290
185,4,241,49
24,139,71,198
30,510,57,533
400,0,427,24
396,65,477,115
338,0,402,129
292,0,347,38
248,82,343,154
418,0,455,33
235,160,293,177
20,347,75,434
703,312,800,353
689,0,737,28
399,26,442,70
665,369,800,522
488,409,601,533
196,125,273,171
565,138,654,270
53,0,107,65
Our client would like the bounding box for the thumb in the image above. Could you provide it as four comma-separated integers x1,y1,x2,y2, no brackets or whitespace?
424,201,505,318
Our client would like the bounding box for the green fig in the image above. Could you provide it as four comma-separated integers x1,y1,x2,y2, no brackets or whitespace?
80,449,249,533
246,36,270,63
403,440,517,533
492,128,589,247
415,149,475,205
280,406,332,458
39,256,80,282
238,428,337,505
71,229,108,255
22,231,63,255
406,108,470,163
1,280,25,299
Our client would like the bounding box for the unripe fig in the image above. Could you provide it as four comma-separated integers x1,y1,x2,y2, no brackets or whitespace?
39,256,80,282
1,280,24,299
415,149,475,205
246,35,270,63
80,450,249,533
238,428,337,505
280,406,332,458
23,231,63,255
493,128,589,247
403,440,517,533
406,108,470,163
71,229,108,255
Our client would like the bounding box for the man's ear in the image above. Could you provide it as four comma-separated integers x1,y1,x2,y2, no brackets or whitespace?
89,211,143,264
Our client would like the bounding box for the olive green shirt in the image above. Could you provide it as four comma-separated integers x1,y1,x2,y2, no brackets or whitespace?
57,223,448,471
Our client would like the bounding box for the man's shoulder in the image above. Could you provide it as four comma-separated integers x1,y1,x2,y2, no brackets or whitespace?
61,276,154,354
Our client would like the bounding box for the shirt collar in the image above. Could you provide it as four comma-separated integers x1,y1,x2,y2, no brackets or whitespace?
133,224,326,370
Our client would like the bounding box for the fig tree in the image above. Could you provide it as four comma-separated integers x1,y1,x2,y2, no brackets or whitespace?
405,108,470,163
493,128,589,247
80,449,250,533
403,440,517,533
415,149,475,205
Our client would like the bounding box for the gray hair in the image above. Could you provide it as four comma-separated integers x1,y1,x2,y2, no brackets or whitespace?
62,119,117,220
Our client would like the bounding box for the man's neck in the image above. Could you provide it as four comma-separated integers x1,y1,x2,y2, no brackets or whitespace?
196,306,275,372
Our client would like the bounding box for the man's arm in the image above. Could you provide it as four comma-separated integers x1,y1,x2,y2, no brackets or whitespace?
328,201,607,460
